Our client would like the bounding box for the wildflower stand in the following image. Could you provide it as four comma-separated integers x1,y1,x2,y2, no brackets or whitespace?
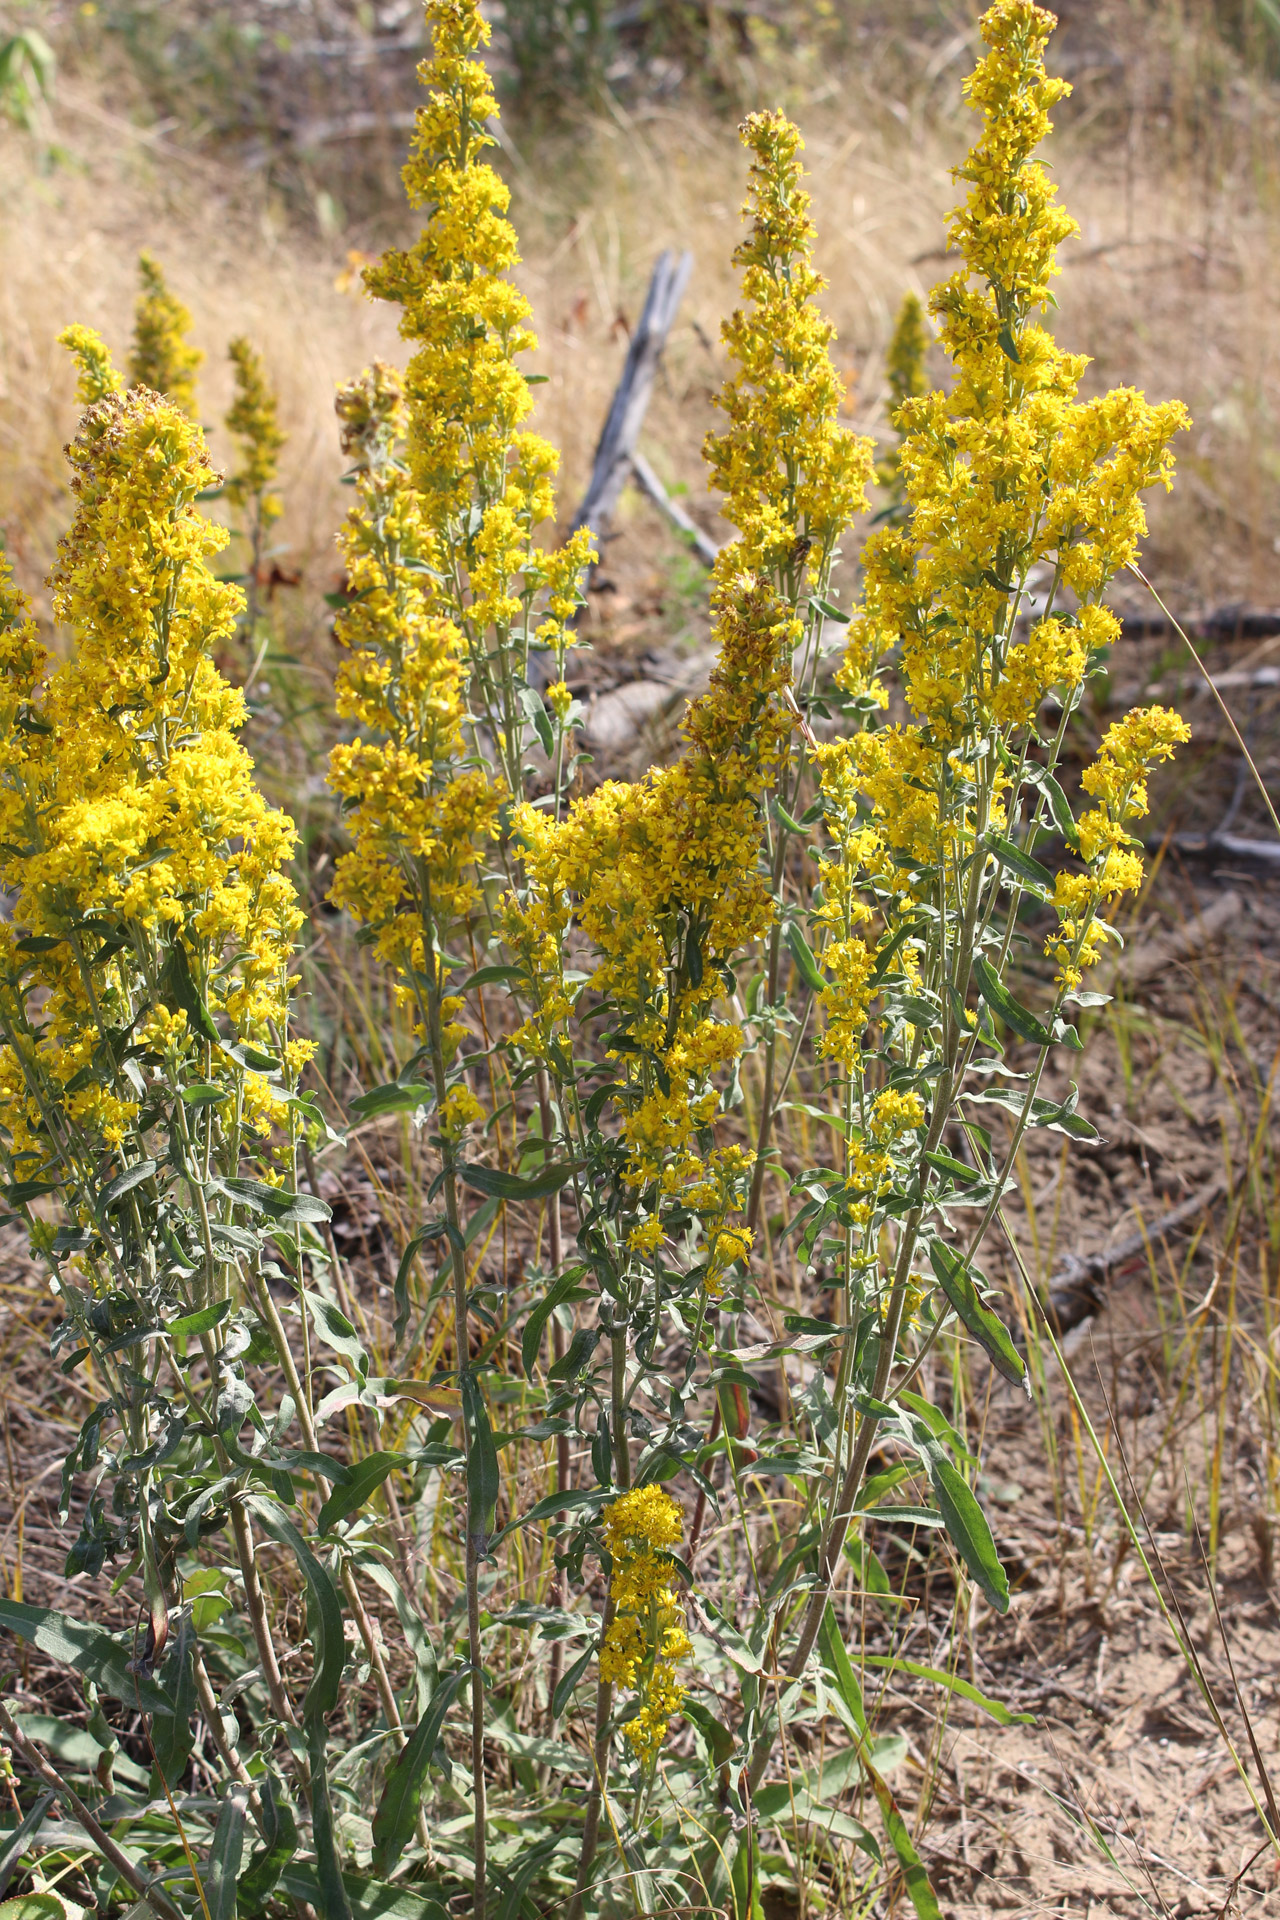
0,3,1205,1917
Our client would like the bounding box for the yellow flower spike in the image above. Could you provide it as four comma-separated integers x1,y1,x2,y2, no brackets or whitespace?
599,1487,690,1764
877,290,931,497
1044,703,1190,987
58,324,124,406
225,337,286,530
128,252,202,413
705,110,875,587
835,0,1189,932
0,382,308,1174
362,0,590,719
326,361,500,1002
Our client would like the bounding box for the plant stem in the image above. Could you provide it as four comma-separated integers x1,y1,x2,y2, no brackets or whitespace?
0,1702,186,1920
568,1310,632,1918
424,945,487,1920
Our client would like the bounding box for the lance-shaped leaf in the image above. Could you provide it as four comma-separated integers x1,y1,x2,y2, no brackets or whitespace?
903,1427,1010,1616
785,920,827,993
349,1081,434,1121
0,1791,54,1901
461,1373,500,1543
304,1290,368,1381
982,829,1053,896
370,1667,472,1876
237,1770,299,1917
0,1599,172,1713
928,1241,1025,1386
150,1611,197,1789
971,955,1053,1048
242,1498,346,1719
520,1269,585,1381
457,1159,579,1202
317,1452,407,1536
204,1786,248,1920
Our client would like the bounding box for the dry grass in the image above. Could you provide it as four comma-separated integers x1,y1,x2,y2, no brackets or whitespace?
1,3,1278,624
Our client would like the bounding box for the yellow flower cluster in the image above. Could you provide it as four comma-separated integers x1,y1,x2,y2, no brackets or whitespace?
225,337,285,530
508,109,870,1274
704,110,874,587
327,363,499,998
61,325,123,407
877,290,930,496
841,0,1188,741
0,361,306,1171
364,0,592,688
129,252,202,415
511,573,796,1213
598,1487,691,1765
1045,705,1190,987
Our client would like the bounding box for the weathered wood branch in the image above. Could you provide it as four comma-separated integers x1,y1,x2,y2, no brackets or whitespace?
628,449,721,566
571,247,694,548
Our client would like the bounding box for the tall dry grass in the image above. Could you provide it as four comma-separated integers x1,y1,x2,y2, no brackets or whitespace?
0,1,1277,629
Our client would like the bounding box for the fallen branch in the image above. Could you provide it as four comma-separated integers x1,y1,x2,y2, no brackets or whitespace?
571,248,694,548
1164,833,1280,869
627,449,720,566
1107,889,1242,987
1042,1177,1225,1333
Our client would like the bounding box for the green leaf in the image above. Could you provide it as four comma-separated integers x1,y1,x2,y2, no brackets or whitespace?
0,1896,64,1920
922,1150,980,1186
350,1082,434,1121
982,830,1053,895
99,1160,157,1208
928,1242,1025,1386
552,1644,594,1719
461,1374,500,1543
488,1488,607,1552
237,1771,299,1916
457,964,525,992
857,1653,1032,1725
181,1083,229,1107
8,1716,147,1787
242,1498,347,1719
970,955,1052,1047
996,323,1021,364
304,1290,368,1381
279,1867,449,1920
0,1599,172,1713
163,942,221,1045
457,1159,579,1202
811,595,850,625
1035,767,1079,847
886,991,942,1030
817,1603,867,1734
167,1300,232,1340
317,1452,407,1535
920,1449,1009,1614
786,921,826,993
370,1668,471,1876
520,1270,583,1380
866,1767,944,1920
150,1612,197,1789
205,1786,248,1920
391,1220,452,1347
0,1791,55,1896
217,1175,331,1222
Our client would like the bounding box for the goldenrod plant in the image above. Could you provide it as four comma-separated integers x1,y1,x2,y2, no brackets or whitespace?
129,251,202,413
876,287,931,504
0,3,1202,1918
224,335,286,635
